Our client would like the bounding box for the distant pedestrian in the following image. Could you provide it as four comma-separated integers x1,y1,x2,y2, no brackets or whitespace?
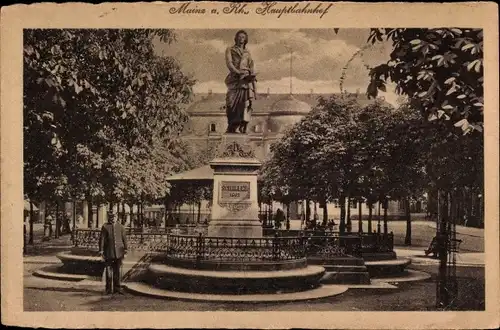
274,208,285,229
47,215,53,238
64,212,72,234
75,214,83,230
99,211,128,295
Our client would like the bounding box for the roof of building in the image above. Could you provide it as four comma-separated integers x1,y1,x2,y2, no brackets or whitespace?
186,92,379,114
270,94,312,116
167,165,214,181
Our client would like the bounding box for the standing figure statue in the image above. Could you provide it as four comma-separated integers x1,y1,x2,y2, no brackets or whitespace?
225,30,257,134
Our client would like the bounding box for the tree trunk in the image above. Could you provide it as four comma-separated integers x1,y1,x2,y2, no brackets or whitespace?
72,201,77,244
286,202,291,230
305,199,310,222
140,203,144,231
367,202,373,233
346,196,352,232
192,202,195,224
404,198,412,245
88,200,93,229
55,201,61,238
479,195,484,228
120,202,124,225
164,198,169,229
377,201,381,234
383,198,388,235
437,189,450,308
130,204,134,229
197,201,201,223
457,191,462,226
95,203,101,228
29,201,34,245
339,196,346,234
322,202,328,226
358,200,363,233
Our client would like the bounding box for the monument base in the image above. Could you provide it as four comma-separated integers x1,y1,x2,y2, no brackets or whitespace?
208,220,262,238
208,133,263,238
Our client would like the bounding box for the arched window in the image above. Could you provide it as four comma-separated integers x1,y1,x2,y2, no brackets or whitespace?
209,123,216,133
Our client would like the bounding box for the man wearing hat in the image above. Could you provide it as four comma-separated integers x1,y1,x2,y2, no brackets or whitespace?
98,210,128,295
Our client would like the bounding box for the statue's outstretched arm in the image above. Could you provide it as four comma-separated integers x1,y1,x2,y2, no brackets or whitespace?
225,47,240,74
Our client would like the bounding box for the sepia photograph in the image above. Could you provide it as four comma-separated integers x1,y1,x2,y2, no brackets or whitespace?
1,2,498,329
21,26,486,311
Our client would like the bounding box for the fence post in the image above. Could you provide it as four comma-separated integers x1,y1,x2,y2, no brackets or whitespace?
355,236,362,258
74,229,79,247
272,232,279,261
358,232,363,256
196,232,203,263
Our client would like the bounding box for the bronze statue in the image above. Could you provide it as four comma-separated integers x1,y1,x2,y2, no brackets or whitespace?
224,30,257,134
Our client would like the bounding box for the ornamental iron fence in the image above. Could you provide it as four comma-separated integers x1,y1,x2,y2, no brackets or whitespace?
73,228,391,260
264,229,394,254
305,235,363,258
166,234,307,262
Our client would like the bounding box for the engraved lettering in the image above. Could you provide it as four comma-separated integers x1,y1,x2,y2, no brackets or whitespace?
223,3,249,15
169,3,206,14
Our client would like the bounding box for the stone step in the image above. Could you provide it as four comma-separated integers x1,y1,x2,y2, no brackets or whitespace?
322,265,368,273
365,258,411,278
320,271,371,285
308,256,365,266
362,252,397,261
146,263,326,294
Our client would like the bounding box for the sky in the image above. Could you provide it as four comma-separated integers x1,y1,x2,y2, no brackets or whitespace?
154,29,399,105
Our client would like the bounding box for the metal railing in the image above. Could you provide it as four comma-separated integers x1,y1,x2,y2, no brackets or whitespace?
358,232,394,253
74,228,170,251
304,235,363,258
265,229,394,254
73,228,393,259
166,234,306,262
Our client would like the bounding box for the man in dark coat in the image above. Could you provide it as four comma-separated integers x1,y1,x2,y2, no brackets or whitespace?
99,211,128,294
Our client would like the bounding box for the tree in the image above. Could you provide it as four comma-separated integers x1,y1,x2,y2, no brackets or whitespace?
331,28,484,308
365,28,483,134
262,94,393,233
24,29,195,214
382,102,429,242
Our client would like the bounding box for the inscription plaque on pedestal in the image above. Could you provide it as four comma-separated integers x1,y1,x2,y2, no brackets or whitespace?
218,181,252,213
220,181,250,202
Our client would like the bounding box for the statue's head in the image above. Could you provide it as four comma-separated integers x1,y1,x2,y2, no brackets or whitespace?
234,30,248,48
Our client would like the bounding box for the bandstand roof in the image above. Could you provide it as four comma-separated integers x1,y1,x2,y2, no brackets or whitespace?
167,164,266,182
167,165,214,182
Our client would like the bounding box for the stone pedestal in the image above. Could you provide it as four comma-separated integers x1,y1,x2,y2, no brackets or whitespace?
208,134,262,238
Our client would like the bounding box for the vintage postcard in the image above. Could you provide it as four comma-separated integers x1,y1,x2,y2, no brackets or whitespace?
1,1,499,329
